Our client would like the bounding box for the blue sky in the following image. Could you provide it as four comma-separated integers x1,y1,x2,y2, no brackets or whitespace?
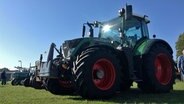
0,0,183,70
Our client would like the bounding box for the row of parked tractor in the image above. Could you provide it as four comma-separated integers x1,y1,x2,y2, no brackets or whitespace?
11,62,44,89
11,5,176,99
11,54,75,93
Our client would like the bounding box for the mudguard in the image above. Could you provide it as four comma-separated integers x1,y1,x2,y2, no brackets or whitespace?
134,39,173,56
83,44,136,80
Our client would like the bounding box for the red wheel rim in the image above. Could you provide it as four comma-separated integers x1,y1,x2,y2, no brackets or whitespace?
92,58,116,90
155,53,172,85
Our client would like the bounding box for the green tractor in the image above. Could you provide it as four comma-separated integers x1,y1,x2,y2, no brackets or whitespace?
39,5,175,99
11,71,30,85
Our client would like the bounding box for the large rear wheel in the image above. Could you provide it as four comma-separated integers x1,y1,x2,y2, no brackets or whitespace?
138,44,175,92
72,47,121,99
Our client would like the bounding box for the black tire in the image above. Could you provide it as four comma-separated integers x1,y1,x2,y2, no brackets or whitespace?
32,76,43,89
11,79,16,85
72,47,121,99
20,79,25,85
138,44,175,93
29,76,34,87
46,78,74,95
23,78,30,87
11,79,19,85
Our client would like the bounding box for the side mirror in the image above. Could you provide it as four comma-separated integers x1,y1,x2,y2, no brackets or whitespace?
153,34,156,38
94,21,99,27
87,22,94,37
118,8,125,17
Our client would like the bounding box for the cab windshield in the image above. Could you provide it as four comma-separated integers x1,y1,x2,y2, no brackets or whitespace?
99,16,143,47
99,17,123,43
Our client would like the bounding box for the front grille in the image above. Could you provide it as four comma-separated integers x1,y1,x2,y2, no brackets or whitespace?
62,38,83,58
62,42,69,58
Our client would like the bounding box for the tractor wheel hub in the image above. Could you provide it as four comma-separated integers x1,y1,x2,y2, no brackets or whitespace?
96,70,104,79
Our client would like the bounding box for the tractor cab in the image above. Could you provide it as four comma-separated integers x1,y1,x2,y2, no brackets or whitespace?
83,5,150,48
99,15,150,48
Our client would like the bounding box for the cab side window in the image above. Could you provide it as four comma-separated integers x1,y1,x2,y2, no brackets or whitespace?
124,18,142,47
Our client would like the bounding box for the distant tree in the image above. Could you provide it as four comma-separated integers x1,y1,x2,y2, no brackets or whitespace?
175,32,184,58
0,68,10,72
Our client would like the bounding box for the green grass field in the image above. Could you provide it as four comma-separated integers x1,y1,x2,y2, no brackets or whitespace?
0,81,184,104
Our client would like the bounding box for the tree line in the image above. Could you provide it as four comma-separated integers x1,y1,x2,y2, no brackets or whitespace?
0,68,10,72
176,32,184,58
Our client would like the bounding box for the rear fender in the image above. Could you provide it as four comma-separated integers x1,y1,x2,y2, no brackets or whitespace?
134,39,173,56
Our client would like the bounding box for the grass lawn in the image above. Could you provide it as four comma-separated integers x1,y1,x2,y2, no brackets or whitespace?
0,80,184,104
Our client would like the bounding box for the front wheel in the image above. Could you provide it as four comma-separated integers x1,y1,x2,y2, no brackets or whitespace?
31,76,43,89
138,44,175,92
11,79,19,85
72,47,121,99
23,78,30,87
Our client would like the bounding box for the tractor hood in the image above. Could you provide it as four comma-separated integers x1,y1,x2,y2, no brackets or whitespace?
62,37,116,59
62,38,83,58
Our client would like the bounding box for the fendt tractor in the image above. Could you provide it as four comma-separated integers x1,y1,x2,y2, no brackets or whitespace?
39,5,175,99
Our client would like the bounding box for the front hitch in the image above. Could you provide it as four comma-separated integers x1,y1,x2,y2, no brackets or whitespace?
40,43,58,78
82,22,94,38
47,43,56,63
